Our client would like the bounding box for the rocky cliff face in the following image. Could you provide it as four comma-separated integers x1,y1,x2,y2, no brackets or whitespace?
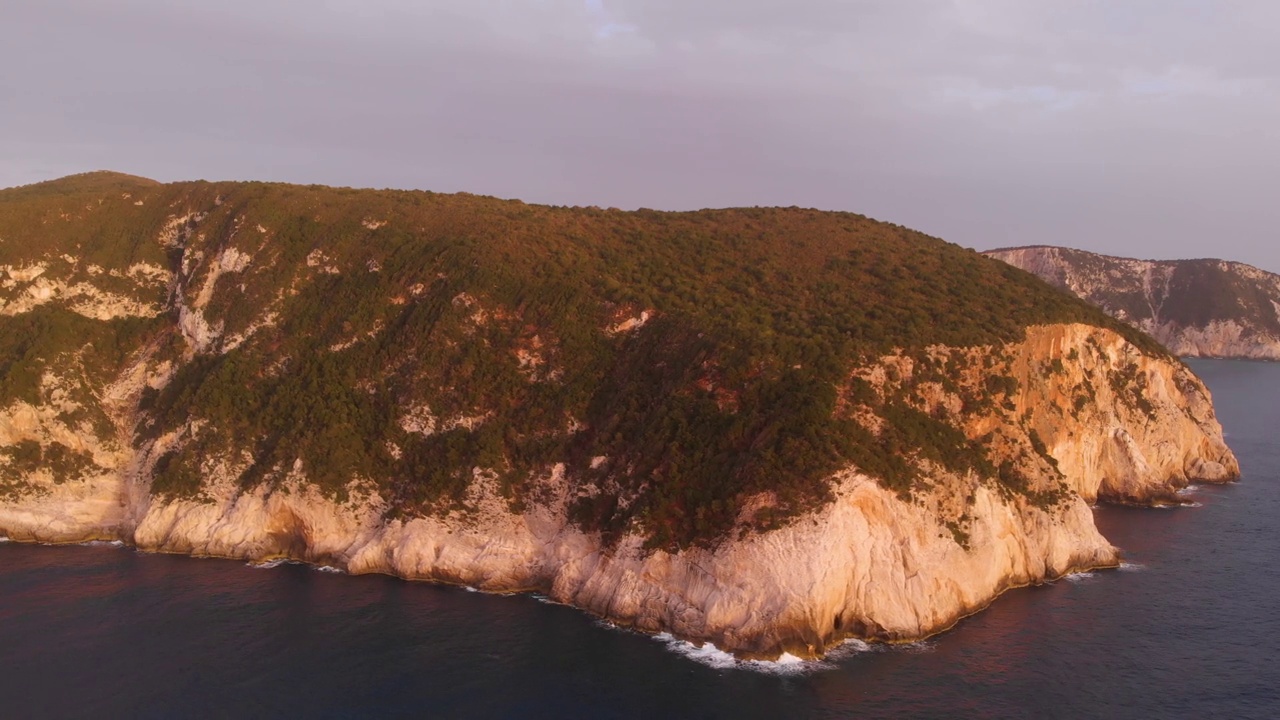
0,175,1240,660
985,246,1280,361
0,321,1236,659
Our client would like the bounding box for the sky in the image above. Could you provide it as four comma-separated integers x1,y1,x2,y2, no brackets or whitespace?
3,0,1278,271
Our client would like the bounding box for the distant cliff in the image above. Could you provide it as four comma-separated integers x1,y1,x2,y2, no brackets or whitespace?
0,174,1240,659
985,246,1280,361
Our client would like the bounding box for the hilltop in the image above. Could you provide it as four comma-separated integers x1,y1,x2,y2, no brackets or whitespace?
0,171,161,199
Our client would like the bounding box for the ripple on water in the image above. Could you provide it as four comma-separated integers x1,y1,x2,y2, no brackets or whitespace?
4,358,1274,718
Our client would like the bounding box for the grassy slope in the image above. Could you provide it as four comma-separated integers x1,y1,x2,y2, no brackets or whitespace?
0,177,1165,548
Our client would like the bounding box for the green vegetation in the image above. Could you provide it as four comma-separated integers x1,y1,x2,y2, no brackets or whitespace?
1109,362,1157,420
847,398,997,499
0,306,155,409
0,439,98,485
994,460,1067,510
944,519,971,549
0,175,1173,547
1163,262,1280,334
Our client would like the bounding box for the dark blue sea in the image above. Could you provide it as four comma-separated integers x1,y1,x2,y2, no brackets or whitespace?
1,359,1277,719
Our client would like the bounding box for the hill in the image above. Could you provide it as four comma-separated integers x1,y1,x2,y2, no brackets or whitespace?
0,175,1237,658
0,171,161,200
985,246,1280,360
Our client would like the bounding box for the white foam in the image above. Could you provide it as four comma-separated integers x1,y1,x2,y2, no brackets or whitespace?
1119,562,1146,572
589,617,894,673
314,565,344,574
247,559,292,569
825,638,873,660
898,640,937,654
654,633,741,670
842,637,873,651
1177,485,1202,496
651,632,873,674
464,586,479,593
0,536,10,543
79,540,125,548
1064,571,1096,583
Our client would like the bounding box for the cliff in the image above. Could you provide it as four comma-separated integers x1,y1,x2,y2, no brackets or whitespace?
0,174,1239,659
985,246,1280,361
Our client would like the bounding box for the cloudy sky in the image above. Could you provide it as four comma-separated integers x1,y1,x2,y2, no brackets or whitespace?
3,1,1278,270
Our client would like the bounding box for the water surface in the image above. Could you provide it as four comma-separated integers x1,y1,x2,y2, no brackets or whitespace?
1,359,1276,718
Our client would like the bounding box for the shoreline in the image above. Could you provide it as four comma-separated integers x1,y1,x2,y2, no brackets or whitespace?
0,497,1200,664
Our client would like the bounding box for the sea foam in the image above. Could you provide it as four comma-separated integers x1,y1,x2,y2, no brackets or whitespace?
79,540,126,548
651,632,877,674
247,559,294,569
1153,501,1203,509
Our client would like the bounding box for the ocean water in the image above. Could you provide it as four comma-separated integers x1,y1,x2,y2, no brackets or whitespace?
1,358,1277,719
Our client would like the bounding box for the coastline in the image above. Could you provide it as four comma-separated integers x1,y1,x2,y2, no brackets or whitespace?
0,477,1222,662
0,525,1129,664
0,324,1241,660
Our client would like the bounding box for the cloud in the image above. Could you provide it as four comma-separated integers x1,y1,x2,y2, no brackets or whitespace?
2,0,1278,271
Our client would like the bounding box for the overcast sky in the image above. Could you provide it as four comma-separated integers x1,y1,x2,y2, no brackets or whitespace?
3,1,1278,271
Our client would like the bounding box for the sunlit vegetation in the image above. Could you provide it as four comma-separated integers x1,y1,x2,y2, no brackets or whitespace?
0,439,98,485
0,174,1165,547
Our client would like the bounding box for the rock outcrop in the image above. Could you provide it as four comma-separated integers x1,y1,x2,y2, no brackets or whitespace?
985,245,1280,361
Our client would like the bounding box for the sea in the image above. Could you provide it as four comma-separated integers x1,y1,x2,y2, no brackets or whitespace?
0,358,1276,719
